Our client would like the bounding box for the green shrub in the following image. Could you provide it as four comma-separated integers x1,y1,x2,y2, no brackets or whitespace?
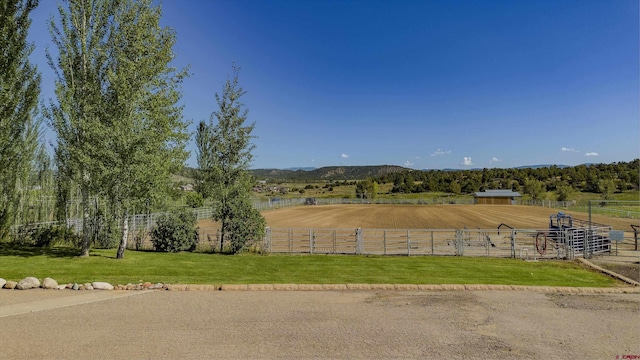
224,205,266,254
92,213,120,249
31,225,80,247
184,191,204,208
151,209,198,252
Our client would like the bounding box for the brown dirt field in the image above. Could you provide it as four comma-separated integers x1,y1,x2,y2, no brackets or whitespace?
256,204,639,230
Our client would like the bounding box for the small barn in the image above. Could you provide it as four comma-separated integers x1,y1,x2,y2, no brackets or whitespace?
473,190,521,205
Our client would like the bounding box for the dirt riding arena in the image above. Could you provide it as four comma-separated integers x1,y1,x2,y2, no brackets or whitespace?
256,204,638,230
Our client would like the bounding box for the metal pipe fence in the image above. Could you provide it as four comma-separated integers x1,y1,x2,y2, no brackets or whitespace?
518,200,640,219
9,197,630,258
263,226,613,259
11,219,615,259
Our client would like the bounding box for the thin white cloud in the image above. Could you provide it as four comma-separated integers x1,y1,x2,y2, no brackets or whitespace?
585,152,599,157
490,157,502,164
461,157,473,166
404,160,414,166
340,153,349,158
561,147,579,153
431,149,451,157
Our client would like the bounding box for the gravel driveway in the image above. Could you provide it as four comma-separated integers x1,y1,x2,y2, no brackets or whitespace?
1,289,638,359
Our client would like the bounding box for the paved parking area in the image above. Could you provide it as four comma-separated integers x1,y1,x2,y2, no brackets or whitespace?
1,289,639,359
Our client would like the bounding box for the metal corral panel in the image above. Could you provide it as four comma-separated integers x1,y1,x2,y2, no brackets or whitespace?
267,228,358,254
362,229,459,256
263,226,609,258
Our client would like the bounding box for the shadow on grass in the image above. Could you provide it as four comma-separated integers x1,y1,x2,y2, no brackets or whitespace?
0,243,80,258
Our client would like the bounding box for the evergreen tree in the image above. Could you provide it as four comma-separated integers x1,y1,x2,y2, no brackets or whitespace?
196,66,265,254
0,0,41,239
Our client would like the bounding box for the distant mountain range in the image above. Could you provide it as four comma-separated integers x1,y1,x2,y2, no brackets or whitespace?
250,163,597,181
250,165,408,181
516,164,571,169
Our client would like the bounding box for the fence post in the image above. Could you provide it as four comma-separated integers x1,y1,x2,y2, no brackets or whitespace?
455,230,463,256
309,229,314,254
333,229,337,254
264,227,271,253
510,230,516,258
383,230,387,255
407,230,411,256
486,233,490,256
355,228,363,254
431,231,434,255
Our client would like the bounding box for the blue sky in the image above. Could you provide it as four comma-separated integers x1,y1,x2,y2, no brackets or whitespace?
28,0,639,170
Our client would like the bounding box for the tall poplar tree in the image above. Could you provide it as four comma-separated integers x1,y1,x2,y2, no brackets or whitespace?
106,0,189,259
46,0,112,256
47,0,188,257
0,0,41,239
196,67,265,254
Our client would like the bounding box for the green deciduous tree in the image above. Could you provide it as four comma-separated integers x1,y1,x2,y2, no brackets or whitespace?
105,0,189,259
0,0,41,239
598,179,617,201
196,66,265,254
524,178,546,201
46,0,113,256
355,178,378,199
555,184,574,202
46,0,188,257
448,181,461,195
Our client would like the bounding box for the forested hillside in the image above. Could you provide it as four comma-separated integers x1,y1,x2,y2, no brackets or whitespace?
183,161,639,197
373,160,639,195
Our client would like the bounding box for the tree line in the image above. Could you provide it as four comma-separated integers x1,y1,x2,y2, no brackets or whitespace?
367,160,639,199
0,0,262,255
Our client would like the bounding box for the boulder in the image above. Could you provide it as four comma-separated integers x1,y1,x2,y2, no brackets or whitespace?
72,283,79,290
16,277,40,290
0,278,6,288
55,285,67,290
92,282,114,290
4,281,17,289
83,283,94,290
42,277,58,289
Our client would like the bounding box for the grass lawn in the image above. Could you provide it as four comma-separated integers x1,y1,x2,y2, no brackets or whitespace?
0,245,621,287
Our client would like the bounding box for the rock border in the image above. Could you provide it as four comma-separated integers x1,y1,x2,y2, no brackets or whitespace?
0,277,168,291
163,283,640,293
2,277,638,294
